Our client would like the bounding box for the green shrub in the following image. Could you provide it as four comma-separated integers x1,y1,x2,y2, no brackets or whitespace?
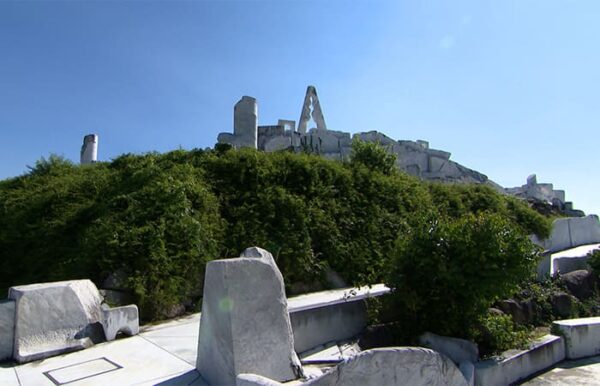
473,313,530,356
0,146,551,322
0,155,112,290
0,153,223,320
428,183,552,238
199,148,431,288
81,155,223,320
349,138,396,175
386,212,539,339
587,248,600,274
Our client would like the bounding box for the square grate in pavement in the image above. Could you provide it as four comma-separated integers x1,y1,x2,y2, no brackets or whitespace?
43,357,122,385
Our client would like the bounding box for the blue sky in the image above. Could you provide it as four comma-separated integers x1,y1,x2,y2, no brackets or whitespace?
1,0,598,215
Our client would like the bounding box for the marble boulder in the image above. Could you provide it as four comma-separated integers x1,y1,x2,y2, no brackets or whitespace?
308,347,467,386
8,280,105,363
196,247,302,385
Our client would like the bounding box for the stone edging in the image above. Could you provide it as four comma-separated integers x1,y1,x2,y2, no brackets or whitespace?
474,316,600,385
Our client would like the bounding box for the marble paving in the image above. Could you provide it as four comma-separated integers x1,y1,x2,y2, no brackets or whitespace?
2,284,599,385
521,354,600,385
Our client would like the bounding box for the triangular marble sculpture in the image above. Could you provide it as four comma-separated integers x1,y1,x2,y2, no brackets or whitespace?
297,86,327,134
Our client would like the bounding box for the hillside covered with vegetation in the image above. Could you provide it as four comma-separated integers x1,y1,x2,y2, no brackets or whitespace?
0,142,551,344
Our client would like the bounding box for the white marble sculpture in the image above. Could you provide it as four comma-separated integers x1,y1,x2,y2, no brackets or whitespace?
218,96,258,149
196,247,303,385
297,85,327,134
237,348,468,386
80,134,98,164
216,86,491,184
5,279,139,363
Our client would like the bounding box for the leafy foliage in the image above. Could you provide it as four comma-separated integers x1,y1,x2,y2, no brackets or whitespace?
0,153,223,320
0,145,550,322
198,148,429,288
473,313,530,355
427,183,552,238
0,156,110,287
80,154,223,320
587,248,600,274
386,212,540,339
349,138,396,175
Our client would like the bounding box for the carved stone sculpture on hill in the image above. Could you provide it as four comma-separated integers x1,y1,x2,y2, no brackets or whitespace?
297,85,327,134
216,86,491,185
80,134,98,164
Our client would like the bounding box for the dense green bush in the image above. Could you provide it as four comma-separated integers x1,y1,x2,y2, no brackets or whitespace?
80,154,223,320
473,313,530,356
386,212,540,340
0,154,223,320
428,183,552,238
349,138,396,175
199,148,431,288
587,248,600,274
0,144,550,322
0,156,111,287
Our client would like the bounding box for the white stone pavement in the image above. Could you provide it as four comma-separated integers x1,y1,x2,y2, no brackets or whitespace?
0,312,205,386
521,355,600,385
0,286,389,386
1,282,598,386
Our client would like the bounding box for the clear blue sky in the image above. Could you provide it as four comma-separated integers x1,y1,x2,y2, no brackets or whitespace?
1,0,598,215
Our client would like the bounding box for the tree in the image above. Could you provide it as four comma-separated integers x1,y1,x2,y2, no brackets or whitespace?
349,138,396,175
386,212,540,339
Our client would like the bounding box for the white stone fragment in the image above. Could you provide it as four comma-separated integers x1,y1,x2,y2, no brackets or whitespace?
219,96,258,149
418,331,479,364
506,174,569,206
234,96,258,148
553,317,600,359
0,300,15,361
236,373,284,386
278,119,296,132
196,247,302,385
80,134,98,164
306,347,467,386
8,279,104,363
298,86,327,134
217,88,494,184
263,136,292,152
416,139,429,149
569,215,600,247
102,304,139,341
542,215,600,253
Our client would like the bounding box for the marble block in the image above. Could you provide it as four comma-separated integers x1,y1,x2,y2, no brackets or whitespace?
196,247,302,385
234,96,258,149
8,280,104,363
418,331,478,364
0,300,15,361
102,304,139,341
307,347,467,386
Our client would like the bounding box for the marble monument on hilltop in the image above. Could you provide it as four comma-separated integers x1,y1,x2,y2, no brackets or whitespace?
80,134,98,164
217,86,489,184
